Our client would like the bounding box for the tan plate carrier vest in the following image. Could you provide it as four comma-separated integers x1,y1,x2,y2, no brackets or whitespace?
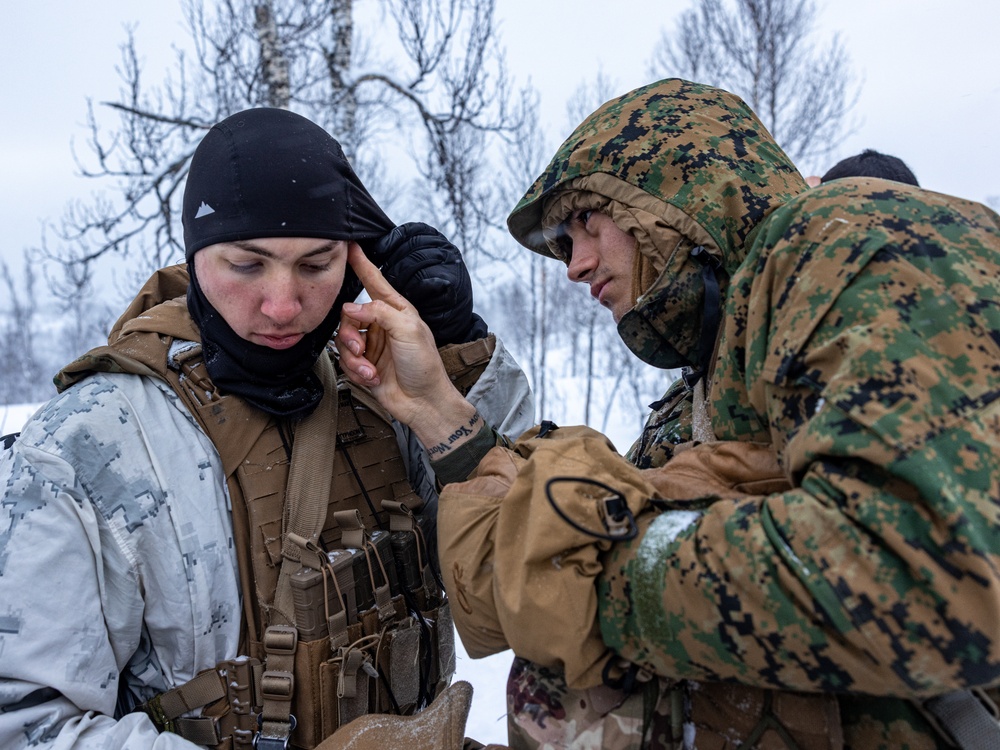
173,347,458,750
60,324,488,750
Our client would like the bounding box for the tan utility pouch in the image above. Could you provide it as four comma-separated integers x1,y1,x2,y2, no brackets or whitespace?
375,615,423,714
288,545,454,748
439,424,659,689
424,599,457,698
292,607,455,748
325,640,379,735
290,623,365,748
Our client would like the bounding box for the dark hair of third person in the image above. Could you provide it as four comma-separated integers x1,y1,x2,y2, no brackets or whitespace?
820,148,919,186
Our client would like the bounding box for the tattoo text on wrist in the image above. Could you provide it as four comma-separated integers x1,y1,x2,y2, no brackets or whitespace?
426,411,482,459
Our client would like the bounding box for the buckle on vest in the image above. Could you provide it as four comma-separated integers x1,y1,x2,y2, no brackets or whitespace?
261,670,294,701
143,693,176,734
258,626,298,749
253,713,297,750
263,625,298,655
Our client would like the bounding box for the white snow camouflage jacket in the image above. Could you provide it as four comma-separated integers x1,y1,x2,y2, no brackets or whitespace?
0,340,532,749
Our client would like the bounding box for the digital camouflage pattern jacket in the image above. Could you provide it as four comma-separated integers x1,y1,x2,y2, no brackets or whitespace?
502,78,1000,748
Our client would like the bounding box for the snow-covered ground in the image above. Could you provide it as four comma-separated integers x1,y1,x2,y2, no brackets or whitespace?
1,401,514,744
0,403,40,437
455,645,513,744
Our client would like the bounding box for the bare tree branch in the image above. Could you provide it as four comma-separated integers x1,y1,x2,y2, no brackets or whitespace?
42,0,530,304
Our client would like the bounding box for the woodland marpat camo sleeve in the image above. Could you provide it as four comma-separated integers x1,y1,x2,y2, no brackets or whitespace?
598,180,1000,698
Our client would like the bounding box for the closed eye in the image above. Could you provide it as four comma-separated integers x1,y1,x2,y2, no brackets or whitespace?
228,261,261,274
301,261,333,274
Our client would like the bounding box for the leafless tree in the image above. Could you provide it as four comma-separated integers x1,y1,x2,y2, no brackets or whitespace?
45,0,526,303
0,255,51,404
487,95,555,421
649,0,860,170
34,240,115,358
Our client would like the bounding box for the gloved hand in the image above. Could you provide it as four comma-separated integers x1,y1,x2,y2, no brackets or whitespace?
372,222,488,346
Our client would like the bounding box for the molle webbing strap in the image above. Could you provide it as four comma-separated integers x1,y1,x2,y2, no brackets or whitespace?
137,658,262,747
258,626,298,749
262,353,340,748
280,352,340,571
270,351,340,625
332,510,396,622
333,509,368,550
383,500,415,533
923,688,1000,749
140,668,225,739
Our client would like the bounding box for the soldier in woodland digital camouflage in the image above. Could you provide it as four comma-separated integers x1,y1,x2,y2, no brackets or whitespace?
337,78,1000,749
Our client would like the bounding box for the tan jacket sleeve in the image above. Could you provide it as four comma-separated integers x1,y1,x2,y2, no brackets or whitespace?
438,425,660,689
438,427,790,690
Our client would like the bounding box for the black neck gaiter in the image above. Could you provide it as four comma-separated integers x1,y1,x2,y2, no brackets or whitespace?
179,107,396,418
187,263,341,420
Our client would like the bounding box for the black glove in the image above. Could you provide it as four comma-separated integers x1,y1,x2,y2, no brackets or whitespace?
372,222,488,346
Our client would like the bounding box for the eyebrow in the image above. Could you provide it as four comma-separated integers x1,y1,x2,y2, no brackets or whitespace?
227,240,342,259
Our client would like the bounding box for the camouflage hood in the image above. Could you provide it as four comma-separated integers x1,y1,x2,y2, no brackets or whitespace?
507,78,806,370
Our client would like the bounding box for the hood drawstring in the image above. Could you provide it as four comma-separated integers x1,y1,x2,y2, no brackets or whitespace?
686,246,723,388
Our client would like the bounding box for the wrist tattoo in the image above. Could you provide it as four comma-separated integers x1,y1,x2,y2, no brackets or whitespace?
426,411,482,458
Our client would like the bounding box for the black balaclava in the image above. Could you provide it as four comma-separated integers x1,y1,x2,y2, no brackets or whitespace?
182,107,395,419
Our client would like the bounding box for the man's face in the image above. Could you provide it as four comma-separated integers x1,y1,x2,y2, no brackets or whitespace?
194,236,351,349
562,209,637,322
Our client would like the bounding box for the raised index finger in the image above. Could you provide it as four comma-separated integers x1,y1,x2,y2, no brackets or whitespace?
347,243,409,309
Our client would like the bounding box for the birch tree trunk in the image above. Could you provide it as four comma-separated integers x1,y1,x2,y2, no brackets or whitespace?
255,2,291,108
327,0,357,153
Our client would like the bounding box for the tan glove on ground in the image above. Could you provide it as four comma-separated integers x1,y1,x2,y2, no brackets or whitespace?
314,681,507,750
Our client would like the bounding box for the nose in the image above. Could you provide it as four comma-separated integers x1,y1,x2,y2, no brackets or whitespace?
260,273,303,325
566,239,597,284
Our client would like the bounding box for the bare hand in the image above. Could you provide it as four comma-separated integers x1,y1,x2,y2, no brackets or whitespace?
336,245,476,445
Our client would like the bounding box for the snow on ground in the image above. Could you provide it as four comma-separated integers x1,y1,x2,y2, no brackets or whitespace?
454,643,513,744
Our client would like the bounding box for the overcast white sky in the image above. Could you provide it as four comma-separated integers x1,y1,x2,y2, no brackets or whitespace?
2,0,999,271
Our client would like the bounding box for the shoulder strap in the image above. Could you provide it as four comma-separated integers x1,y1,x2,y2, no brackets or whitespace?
922,688,1000,749
258,352,340,749
272,351,341,623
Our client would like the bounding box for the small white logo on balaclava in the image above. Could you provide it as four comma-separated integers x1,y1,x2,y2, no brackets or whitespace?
195,202,216,218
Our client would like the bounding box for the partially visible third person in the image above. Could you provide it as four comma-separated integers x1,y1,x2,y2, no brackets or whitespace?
806,146,920,187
